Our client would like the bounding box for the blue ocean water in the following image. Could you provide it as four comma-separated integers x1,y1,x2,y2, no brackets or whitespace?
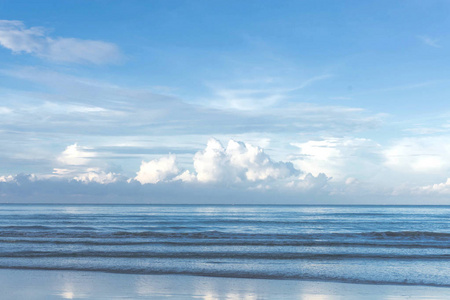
0,205,448,287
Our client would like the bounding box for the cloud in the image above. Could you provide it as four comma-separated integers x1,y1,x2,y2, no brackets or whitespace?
0,20,121,64
193,139,232,183
50,143,125,185
3,136,450,204
133,139,298,185
418,35,440,48
0,175,15,183
0,107,12,114
173,170,196,182
57,143,96,166
135,155,180,184
73,168,122,184
416,178,450,194
0,67,383,153
0,172,336,204
294,173,330,190
207,75,332,111
193,138,298,184
291,137,382,181
383,136,450,173
211,87,284,111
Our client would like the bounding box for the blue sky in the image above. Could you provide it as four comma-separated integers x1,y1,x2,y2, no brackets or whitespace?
1,1,450,203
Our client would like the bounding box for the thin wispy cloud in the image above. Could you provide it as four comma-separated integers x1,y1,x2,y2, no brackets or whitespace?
418,35,441,48
205,74,332,111
0,20,122,64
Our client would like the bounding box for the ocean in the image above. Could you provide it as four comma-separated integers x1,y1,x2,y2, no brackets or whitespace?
0,204,448,287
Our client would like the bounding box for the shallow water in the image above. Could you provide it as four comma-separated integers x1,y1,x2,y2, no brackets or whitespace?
0,205,448,286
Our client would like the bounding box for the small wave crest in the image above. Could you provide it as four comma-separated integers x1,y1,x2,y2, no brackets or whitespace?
1,250,448,260
1,229,448,243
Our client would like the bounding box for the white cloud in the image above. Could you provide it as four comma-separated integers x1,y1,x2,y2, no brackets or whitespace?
193,138,297,183
294,173,330,190
173,170,196,182
207,75,331,111
0,175,15,182
58,143,96,166
52,168,73,176
193,139,233,183
135,155,180,184
291,137,382,181
133,139,299,186
0,142,125,186
3,138,397,199
0,173,37,184
6,137,450,203
0,107,12,114
345,177,359,185
383,136,450,173
0,20,121,64
416,178,450,194
73,168,121,184
212,87,284,111
0,67,384,165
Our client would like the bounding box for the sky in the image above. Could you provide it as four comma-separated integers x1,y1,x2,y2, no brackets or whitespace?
1,0,450,204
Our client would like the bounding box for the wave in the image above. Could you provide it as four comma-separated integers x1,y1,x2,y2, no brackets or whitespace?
0,238,448,249
0,229,448,241
361,231,450,239
0,225,97,230
0,225,53,230
1,250,448,260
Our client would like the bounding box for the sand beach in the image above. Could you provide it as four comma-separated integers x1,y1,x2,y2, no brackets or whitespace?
1,269,448,300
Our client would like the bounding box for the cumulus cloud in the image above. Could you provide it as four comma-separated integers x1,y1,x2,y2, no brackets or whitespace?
193,139,298,184
173,170,196,182
0,171,121,186
135,155,180,184
57,143,96,166
133,139,299,186
0,20,121,64
193,139,232,183
416,178,450,194
50,143,126,185
0,175,15,183
0,173,37,184
295,173,330,190
73,168,122,184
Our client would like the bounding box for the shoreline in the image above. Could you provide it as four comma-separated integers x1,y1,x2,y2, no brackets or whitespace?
1,266,449,289
0,269,448,299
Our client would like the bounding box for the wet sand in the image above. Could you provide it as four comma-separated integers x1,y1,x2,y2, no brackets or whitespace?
0,269,448,300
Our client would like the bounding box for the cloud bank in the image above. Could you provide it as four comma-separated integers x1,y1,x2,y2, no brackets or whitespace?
1,137,449,204
0,139,337,203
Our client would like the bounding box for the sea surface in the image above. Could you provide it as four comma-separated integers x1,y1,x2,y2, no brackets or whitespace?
0,204,448,287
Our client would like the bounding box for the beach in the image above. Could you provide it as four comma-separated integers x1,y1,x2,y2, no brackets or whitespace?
1,269,449,300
